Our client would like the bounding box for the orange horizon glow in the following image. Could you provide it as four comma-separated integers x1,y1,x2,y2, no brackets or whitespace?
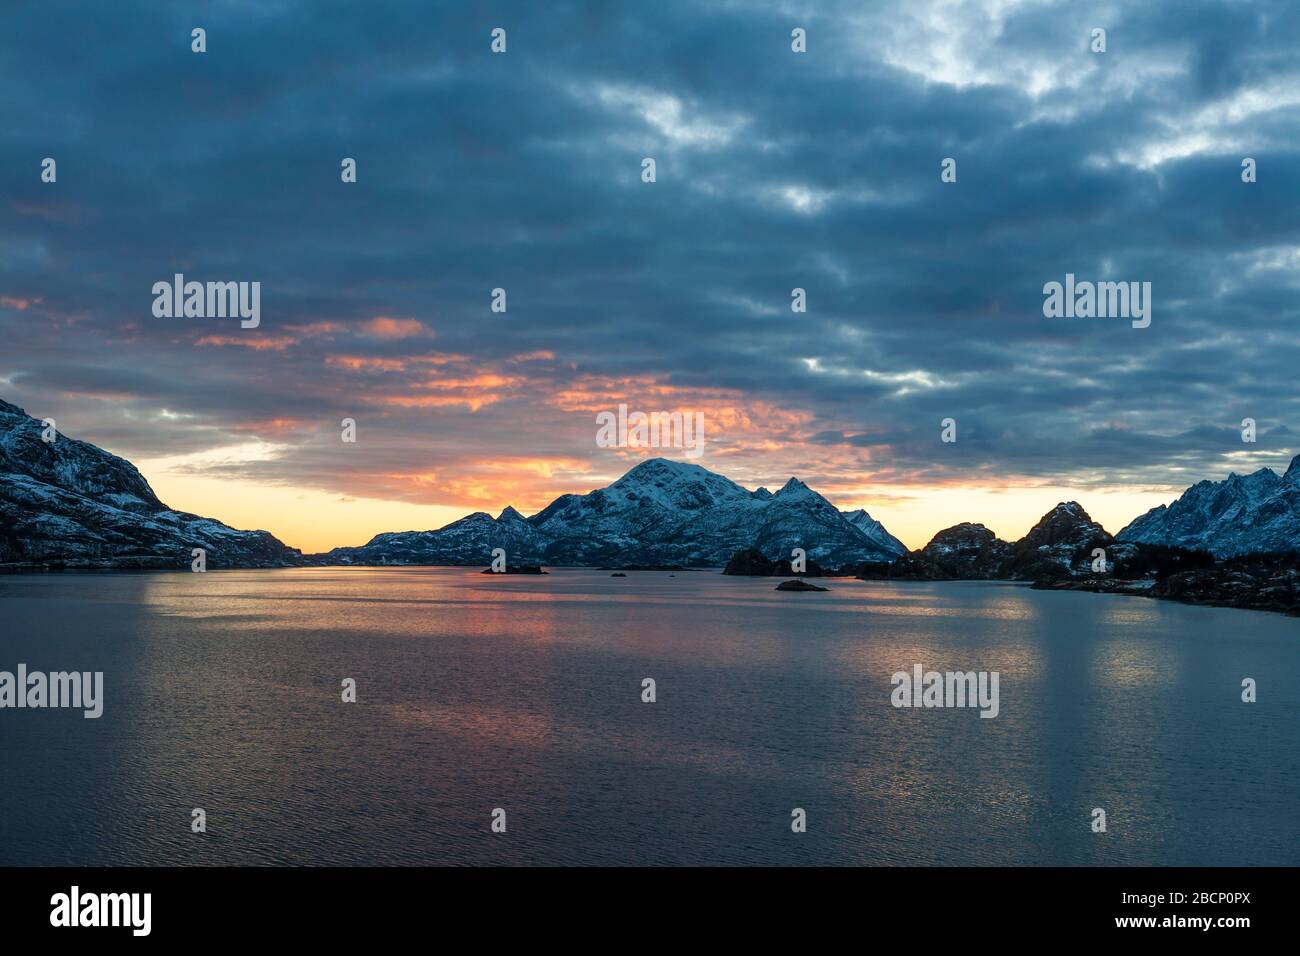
138,459,1182,556
58,352,1197,556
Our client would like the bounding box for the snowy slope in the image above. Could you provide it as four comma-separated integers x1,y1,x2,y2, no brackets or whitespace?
326,457,906,567
1118,458,1300,556
0,399,301,568
841,508,909,557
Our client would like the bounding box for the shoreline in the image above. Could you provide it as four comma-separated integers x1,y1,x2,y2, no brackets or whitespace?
1032,577,1300,618
4,561,1297,617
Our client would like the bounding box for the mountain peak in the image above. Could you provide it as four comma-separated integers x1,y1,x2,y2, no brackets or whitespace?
1032,501,1098,528
775,476,812,496
842,507,910,556
620,457,704,479
1226,467,1280,487
1019,501,1109,550
497,505,525,522
923,522,1005,549
0,399,27,417
1285,454,1300,482
913,522,1011,576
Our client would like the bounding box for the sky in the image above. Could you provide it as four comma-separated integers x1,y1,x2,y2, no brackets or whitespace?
2,0,1299,553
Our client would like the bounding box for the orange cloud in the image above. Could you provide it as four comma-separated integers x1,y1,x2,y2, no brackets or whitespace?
381,456,590,508
0,295,41,311
283,321,346,338
370,362,532,411
416,373,525,390
325,352,468,373
229,417,305,435
196,334,298,351
326,355,409,372
544,373,815,458
362,317,429,339
378,392,504,412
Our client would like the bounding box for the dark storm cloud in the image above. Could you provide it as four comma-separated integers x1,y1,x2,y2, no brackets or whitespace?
2,0,1299,505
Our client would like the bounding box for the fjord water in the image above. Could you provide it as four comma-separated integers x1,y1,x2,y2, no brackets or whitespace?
1,569,1296,866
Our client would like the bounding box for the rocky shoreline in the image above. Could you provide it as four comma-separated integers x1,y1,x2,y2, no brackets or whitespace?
8,551,1300,617
1033,565,1300,616
723,498,1300,616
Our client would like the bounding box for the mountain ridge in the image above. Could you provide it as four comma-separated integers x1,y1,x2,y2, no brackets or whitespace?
4,394,1298,570
325,457,910,568
0,399,302,568
861,500,1123,582
1117,455,1300,556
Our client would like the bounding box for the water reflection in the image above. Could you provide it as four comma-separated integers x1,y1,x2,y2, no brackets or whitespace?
0,569,1296,866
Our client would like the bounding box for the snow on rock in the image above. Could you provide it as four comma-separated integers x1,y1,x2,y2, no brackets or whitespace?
325,457,909,568
1118,457,1300,556
0,399,301,568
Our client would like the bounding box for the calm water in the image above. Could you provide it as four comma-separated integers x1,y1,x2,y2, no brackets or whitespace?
0,568,1296,866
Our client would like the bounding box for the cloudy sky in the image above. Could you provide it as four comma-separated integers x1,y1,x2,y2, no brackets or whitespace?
3,0,1299,552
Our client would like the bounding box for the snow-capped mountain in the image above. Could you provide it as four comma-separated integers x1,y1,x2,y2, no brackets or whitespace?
0,399,301,568
325,457,906,567
336,506,553,566
842,508,909,557
1118,456,1300,557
